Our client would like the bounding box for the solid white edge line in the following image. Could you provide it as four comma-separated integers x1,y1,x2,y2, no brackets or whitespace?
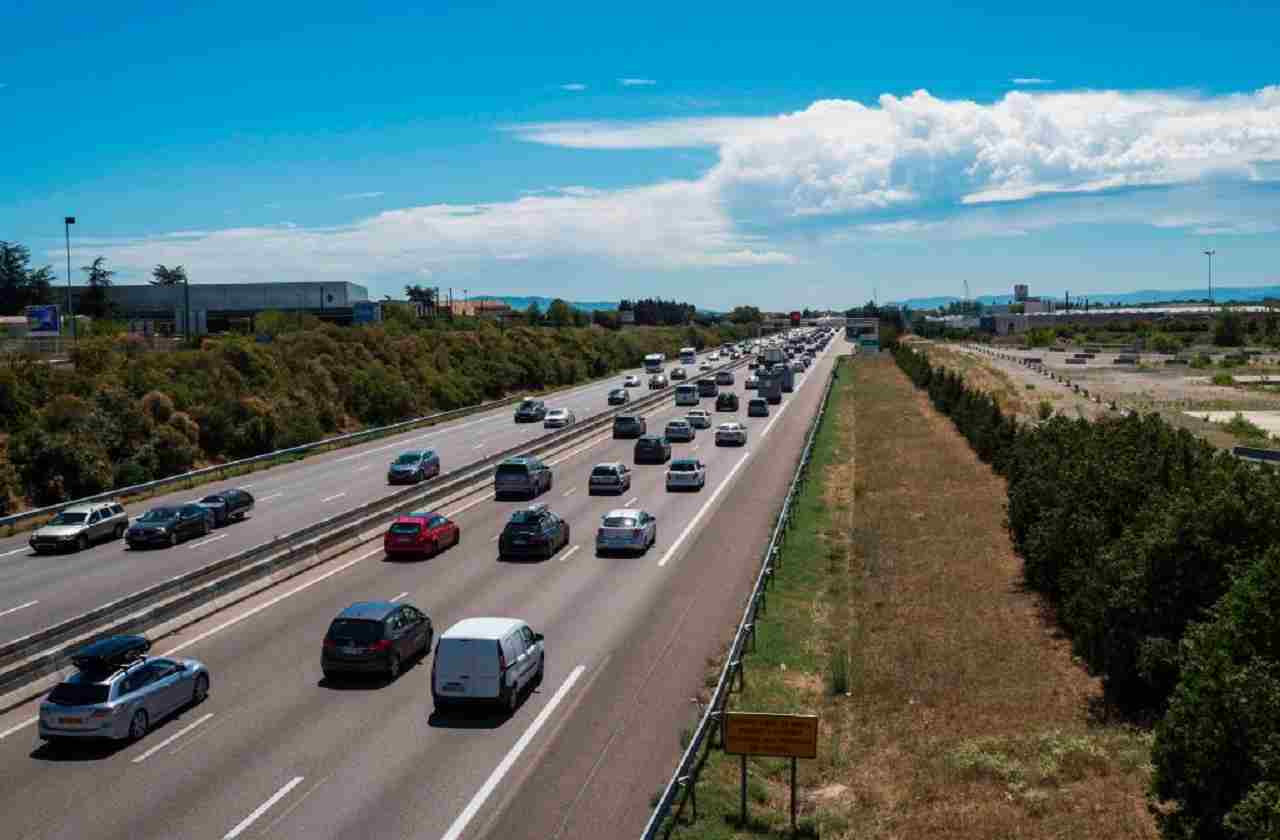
321,492,347,503
439,665,586,840
624,497,639,507
390,591,409,602
0,600,39,619
258,492,283,502
131,712,213,763
561,487,576,497
223,775,306,839
560,544,580,562
657,450,752,568
0,547,31,558
0,715,38,741
188,533,227,550
163,546,382,658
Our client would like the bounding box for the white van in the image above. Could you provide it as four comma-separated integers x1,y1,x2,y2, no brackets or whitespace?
432,617,545,711
674,383,700,406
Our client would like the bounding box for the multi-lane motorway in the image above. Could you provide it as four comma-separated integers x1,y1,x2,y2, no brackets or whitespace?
0,351,719,644
0,335,842,840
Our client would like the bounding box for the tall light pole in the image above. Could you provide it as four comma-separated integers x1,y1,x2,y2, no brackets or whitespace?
64,216,77,345
1203,249,1216,304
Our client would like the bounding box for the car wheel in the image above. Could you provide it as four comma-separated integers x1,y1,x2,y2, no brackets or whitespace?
504,680,519,713
192,674,209,705
129,709,149,741
169,532,179,547
323,669,338,683
202,519,210,536
76,534,88,552
428,540,439,558
113,524,125,540
386,652,402,681
534,655,545,687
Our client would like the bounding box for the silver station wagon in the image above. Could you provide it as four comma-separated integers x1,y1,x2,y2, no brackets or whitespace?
29,501,129,554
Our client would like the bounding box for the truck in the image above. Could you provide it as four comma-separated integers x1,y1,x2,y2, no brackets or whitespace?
643,353,666,374
678,346,697,365
756,367,783,404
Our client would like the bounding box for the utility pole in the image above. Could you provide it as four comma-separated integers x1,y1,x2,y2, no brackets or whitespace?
64,216,77,346
184,270,192,344
1204,249,1216,304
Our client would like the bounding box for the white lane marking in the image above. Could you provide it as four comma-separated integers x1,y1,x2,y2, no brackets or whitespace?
353,464,375,472
132,712,213,763
239,484,256,489
490,533,500,542
624,497,639,507
333,413,499,464
187,533,227,550
0,600,38,619
441,492,492,519
164,547,382,657
440,665,587,840
390,592,408,603
0,716,38,741
657,450,752,568
561,544,580,563
0,546,31,558
223,775,306,839
473,443,486,450
690,445,699,452
561,487,577,497
258,492,283,502
321,492,347,503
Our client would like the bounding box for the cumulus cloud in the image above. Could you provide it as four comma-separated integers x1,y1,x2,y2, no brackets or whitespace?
1011,77,1053,85
560,83,587,91
619,78,656,86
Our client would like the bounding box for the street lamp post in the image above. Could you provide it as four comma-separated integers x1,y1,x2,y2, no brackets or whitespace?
64,216,76,346
1204,249,1216,304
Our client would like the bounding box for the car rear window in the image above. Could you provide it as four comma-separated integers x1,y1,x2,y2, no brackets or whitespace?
326,619,383,644
518,400,540,410
591,466,618,477
509,509,544,524
496,463,530,477
394,453,420,464
670,462,697,472
389,523,422,535
603,516,639,528
48,682,110,706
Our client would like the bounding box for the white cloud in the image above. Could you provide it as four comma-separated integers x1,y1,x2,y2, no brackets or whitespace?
560,83,587,92
619,78,656,86
1011,77,1054,85
339,191,385,200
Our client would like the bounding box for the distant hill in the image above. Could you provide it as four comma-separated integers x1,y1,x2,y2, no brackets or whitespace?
487,296,722,317
892,285,1280,310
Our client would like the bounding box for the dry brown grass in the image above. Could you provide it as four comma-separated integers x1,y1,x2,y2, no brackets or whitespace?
919,343,1032,418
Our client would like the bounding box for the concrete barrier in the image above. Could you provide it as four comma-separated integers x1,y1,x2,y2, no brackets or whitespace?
1114,355,1138,364
1066,358,1087,365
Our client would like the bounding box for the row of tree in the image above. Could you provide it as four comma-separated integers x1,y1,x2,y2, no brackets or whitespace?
893,342,1280,840
1,243,189,319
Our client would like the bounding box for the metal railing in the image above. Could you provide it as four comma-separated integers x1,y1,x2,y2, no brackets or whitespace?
640,357,841,839
0,356,749,696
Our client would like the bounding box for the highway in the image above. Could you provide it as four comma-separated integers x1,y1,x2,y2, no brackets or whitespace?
0,335,842,840
0,350,719,644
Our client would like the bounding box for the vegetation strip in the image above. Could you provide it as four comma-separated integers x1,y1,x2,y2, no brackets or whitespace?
664,353,1157,839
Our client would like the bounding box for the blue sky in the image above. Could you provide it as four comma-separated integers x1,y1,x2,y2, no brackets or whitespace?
3,0,1279,308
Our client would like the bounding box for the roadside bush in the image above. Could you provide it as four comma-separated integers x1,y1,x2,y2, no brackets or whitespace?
141,390,175,424
1224,413,1270,442
1152,546,1280,839
150,424,199,478
9,430,113,506
1037,400,1053,421
168,411,201,443
1212,372,1236,386
1191,353,1213,369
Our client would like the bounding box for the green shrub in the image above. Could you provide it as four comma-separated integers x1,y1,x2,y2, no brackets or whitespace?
1212,372,1236,386
1223,413,1271,442
1191,353,1213,369
1037,400,1053,421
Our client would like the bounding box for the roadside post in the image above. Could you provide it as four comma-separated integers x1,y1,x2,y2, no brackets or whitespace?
723,712,819,831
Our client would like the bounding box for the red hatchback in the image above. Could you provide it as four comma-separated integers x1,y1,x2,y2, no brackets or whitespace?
383,511,460,559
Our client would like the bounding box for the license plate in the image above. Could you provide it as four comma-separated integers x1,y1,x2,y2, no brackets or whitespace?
396,537,413,543
442,683,463,692
342,646,361,655
513,538,527,545
59,717,82,725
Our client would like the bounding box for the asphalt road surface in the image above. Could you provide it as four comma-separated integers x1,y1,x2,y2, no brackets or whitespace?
0,336,842,840
0,350,720,643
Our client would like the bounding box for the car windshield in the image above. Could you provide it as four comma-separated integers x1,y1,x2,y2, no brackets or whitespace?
394,453,420,465
49,512,88,525
548,410,565,417
603,516,638,528
389,522,422,535
48,682,110,706
139,507,178,521
326,619,383,644
670,462,697,472
591,466,618,477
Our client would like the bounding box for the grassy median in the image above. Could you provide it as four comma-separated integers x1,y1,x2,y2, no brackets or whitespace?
664,354,1155,839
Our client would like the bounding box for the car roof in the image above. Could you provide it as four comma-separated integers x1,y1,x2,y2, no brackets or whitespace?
500,456,537,465
440,617,525,640
336,601,400,621
60,501,114,514
605,508,643,518
395,510,437,522
666,418,690,424
547,407,568,413
594,461,624,469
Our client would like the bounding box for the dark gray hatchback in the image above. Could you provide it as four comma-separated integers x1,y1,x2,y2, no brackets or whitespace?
322,601,434,682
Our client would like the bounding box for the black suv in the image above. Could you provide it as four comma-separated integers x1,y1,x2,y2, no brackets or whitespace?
514,399,547,423
716,392,740,412
608,388,629,406
322,601,434,682
498,504,570,561
634,435,672,464
197,488,255,527
612,415,647,439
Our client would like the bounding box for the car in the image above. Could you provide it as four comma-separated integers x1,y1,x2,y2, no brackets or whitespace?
608,388,630,405
634,435,672,464
745,374,760,390
39,635,209,745
29,501,129,554
322,602,434,682
383,510,459,558
612,414,647,439
543,408,576,429
669,367,687,381
666,459,707,491
196,488,255,527
697,378,719,398
699,362,713,373
747,398,770,417
498,504,570,560
589,462,633,495
747,360,759,370
514,399,547,423
623,374,641,388
715,422,748,447
707,352,720,362
648,374,669,389
493,456,553,500
432,618,545,712
715,370,735,386
125,504,213,548
686,409,713,429
716,392,740,412
664,419,695,442
596,508,658,556
387,449,441,484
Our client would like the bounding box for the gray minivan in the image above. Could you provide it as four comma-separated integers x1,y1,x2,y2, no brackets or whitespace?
493,456,553,500
432,617,545,712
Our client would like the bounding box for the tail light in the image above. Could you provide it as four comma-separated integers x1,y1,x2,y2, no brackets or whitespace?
370,640,393,653
323,639,338,649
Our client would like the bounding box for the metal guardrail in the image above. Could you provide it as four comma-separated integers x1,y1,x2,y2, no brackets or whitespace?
0,356,748,695
640,357,840,839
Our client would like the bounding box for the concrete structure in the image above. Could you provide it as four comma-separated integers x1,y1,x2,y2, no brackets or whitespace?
447,298,513,319
1014,284,1029,302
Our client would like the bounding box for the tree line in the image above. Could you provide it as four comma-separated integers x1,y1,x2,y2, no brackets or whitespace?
1,242,189,321
894,342,1280,840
